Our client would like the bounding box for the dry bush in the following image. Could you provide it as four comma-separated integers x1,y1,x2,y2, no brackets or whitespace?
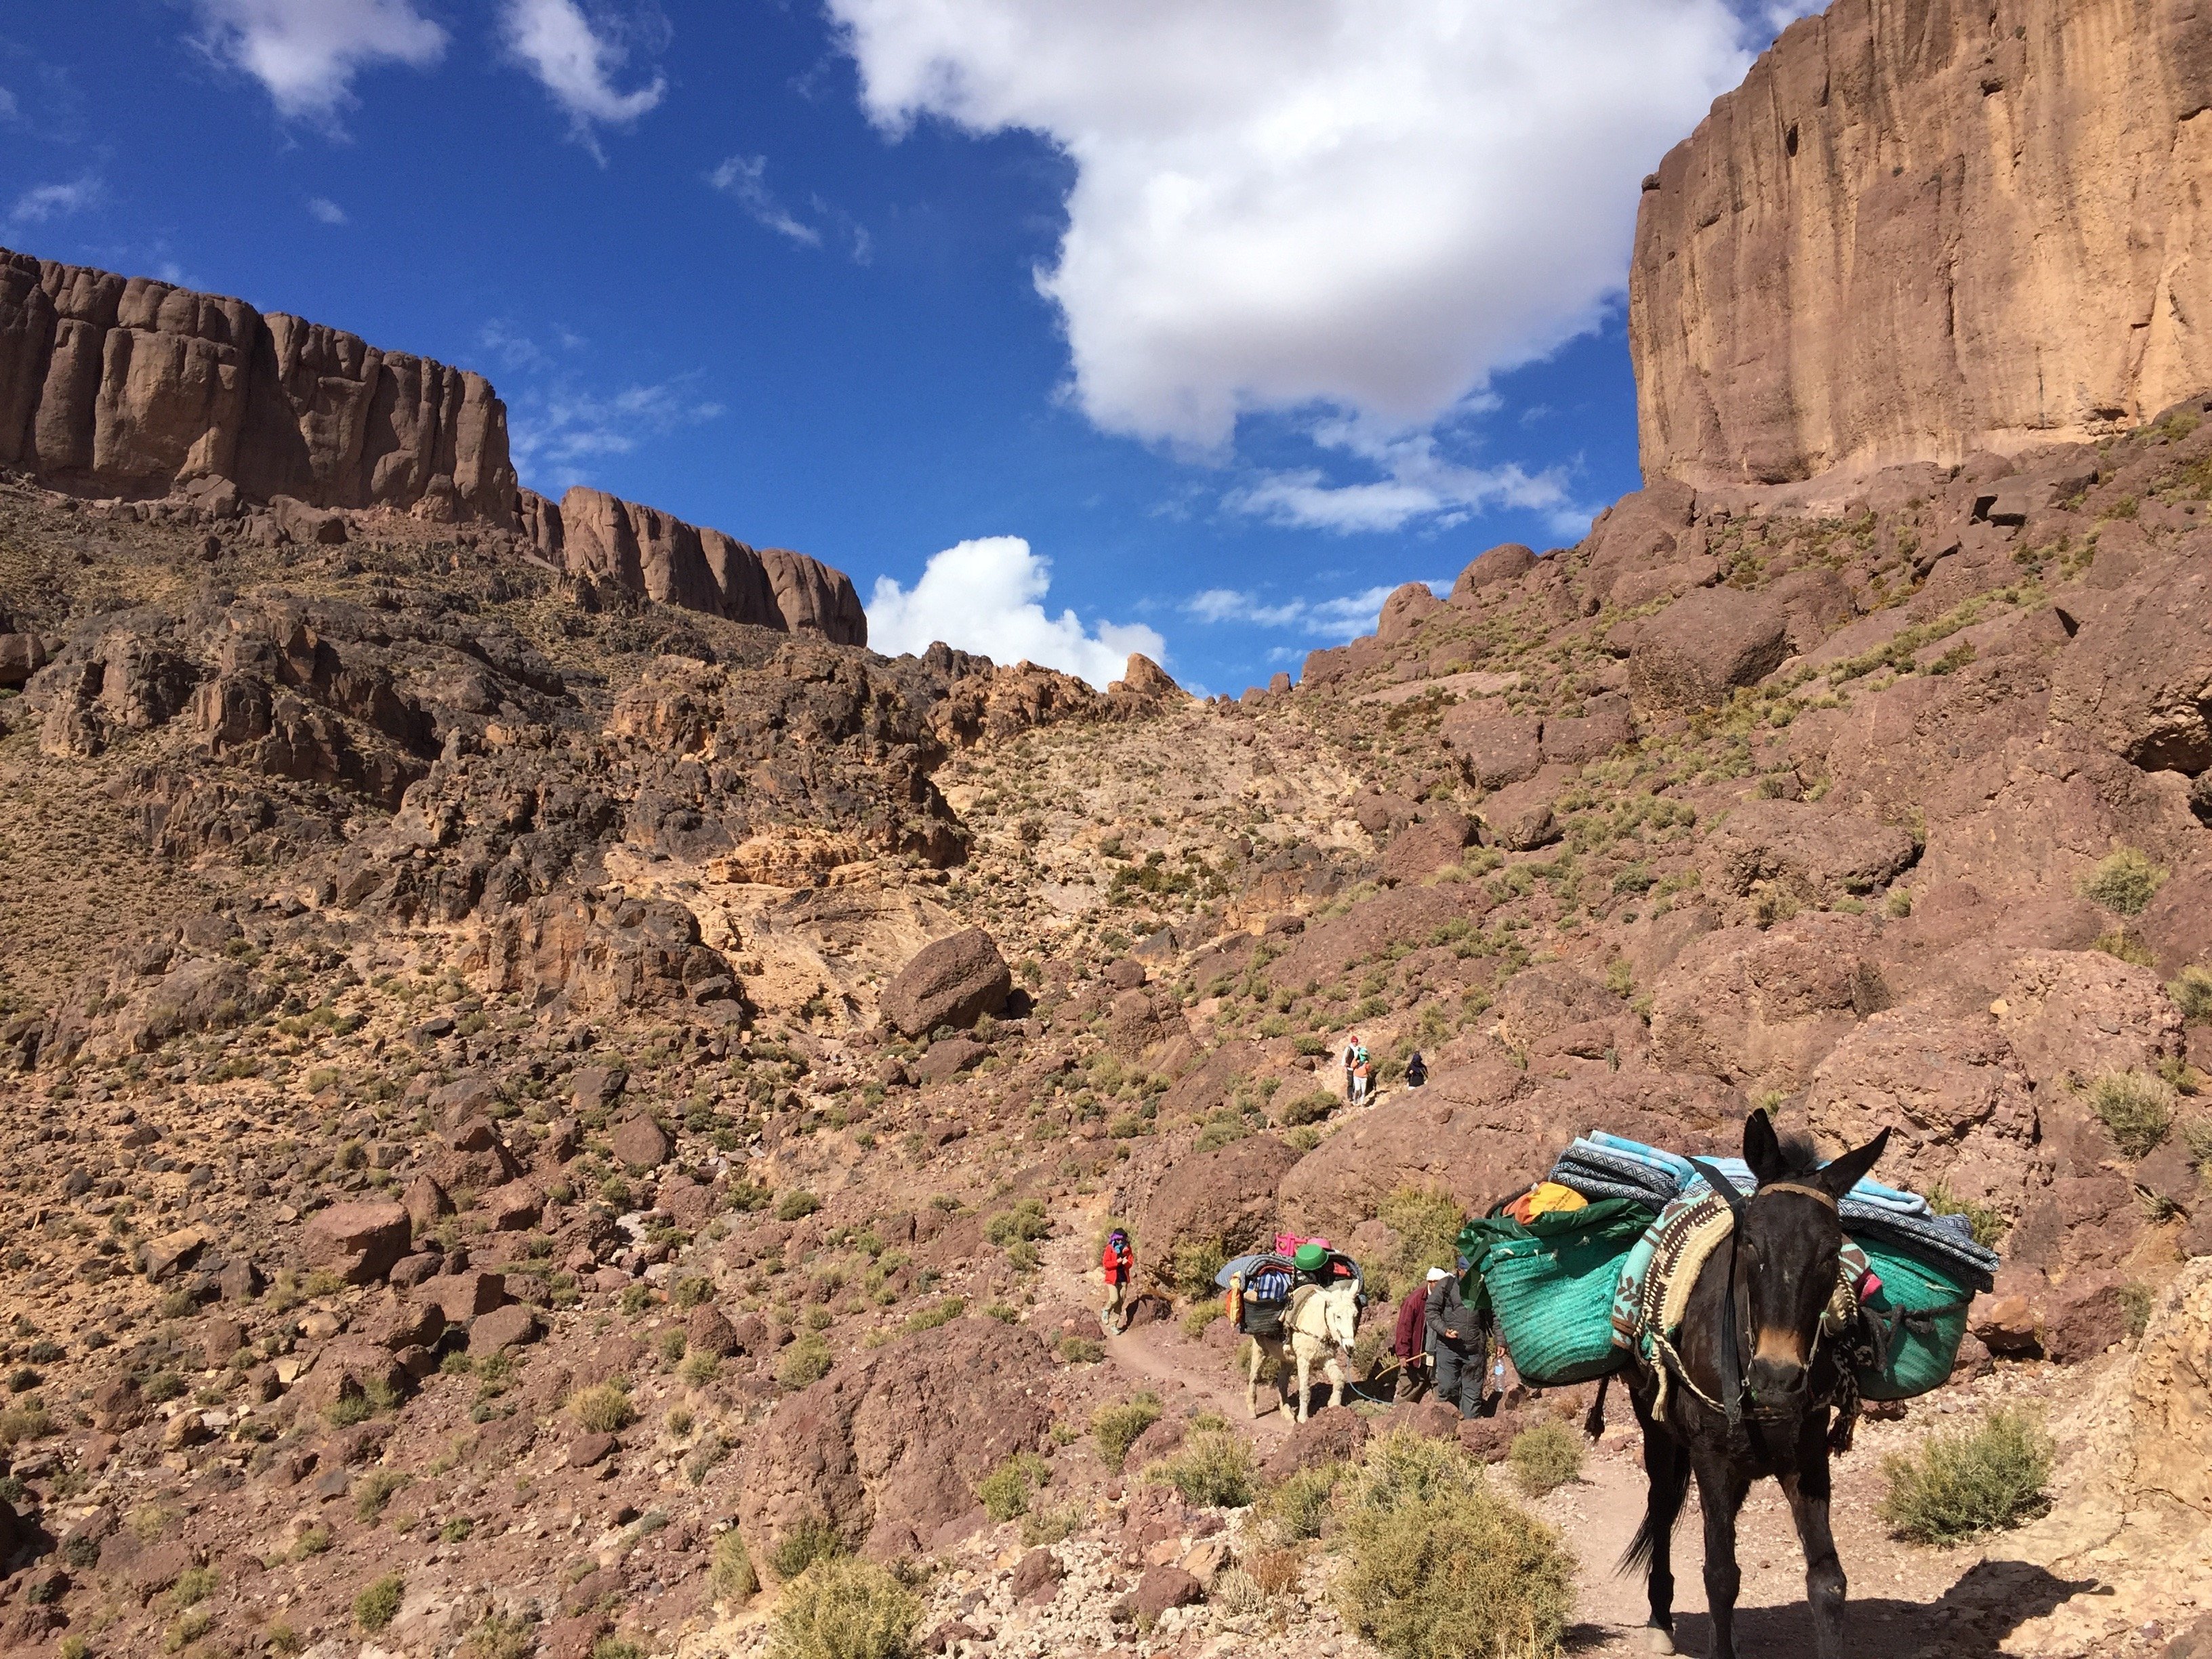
766,1556,921,1659
1091,1393,1162,1471
2089,1070,2175,1158
1880,1408,2053,1542
1507,1419,1584,1497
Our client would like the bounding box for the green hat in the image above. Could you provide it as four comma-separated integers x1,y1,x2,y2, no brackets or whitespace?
1294,1243,1328,1273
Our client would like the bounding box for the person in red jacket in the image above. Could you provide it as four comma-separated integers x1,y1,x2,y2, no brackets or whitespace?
1391,1270,1440,1399
1100,1228,1134,1335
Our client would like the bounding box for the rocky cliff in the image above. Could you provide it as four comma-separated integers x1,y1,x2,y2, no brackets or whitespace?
0,246,867,645
1630,0,2212,486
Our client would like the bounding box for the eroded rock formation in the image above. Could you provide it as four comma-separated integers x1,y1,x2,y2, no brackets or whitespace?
1631,0,2212,485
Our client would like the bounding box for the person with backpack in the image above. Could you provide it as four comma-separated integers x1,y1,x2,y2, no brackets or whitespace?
1425,1255,1486,1418
1100,1228,1134,1335
1352,1044,1372,1104
1392,1273,1434,1399
1405,1051,1427,1089
1342,1036,1360,1101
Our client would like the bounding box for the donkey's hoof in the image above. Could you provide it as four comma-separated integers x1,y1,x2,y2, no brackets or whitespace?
1639,1626,1675,1655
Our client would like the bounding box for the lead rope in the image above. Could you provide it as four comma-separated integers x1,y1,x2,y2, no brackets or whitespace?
1824,1268,1863,1454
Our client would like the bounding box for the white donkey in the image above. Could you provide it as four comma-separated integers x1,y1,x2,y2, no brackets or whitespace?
1245,1280,1361,1422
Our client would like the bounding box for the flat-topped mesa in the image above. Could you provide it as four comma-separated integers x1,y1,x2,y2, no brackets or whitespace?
0,244,868,647
0,246,514,520
1630,0,2212,487
516,485,867,647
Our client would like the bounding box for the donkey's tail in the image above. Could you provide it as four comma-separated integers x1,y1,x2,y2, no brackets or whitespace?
1618,1509,1666,1576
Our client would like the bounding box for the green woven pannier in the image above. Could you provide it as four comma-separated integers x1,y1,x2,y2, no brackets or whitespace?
1851,1240,1976,1401
1461,1200,1652,1389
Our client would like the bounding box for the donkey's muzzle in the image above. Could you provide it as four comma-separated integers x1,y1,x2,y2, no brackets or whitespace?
1746,1355,1810,1411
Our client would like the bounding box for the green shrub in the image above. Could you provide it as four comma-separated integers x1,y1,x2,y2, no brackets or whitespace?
983,1200,1050,1246
976,1451,1050,1522
1261,1461,1343,1541
170,1565,218,1607
1091,1393,1162,1471
1166,1234,1228,1298
1332,1433,1574,1659
2080,847,2167,916
778,1339,834,1391
1380,1185,1465,1286
2169,964,2212,1023
1057,1334,1104,1364
1277,1090,1336,1127
352,1468,411,1523
571,1381,637,1434
768,1514,842,1582
459,1613,537,1659
1144,1429,1256,1509
1507,1420,1584,1497
354,1574,405,1633
766,1555,920,1659
2090,1069,2175,1158
711,1530,758,1605
776,1190,823,1223
900,1297,965,1336
1880,1407,2053,1542
1927,1185,2010,1248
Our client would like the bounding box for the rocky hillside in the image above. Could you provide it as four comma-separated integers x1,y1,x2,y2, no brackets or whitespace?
0,249,865,645
1630,0,2212,485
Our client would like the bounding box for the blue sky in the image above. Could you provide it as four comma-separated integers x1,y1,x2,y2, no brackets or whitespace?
1,0,1816,695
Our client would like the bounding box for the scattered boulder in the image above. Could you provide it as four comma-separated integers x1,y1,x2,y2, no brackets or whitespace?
469,1303,542,1354
736,1317,1054,1560
1443,710,1543,790
1380,812,1475,883
880,928,1012,1038
1477,769,1568,851
609,1115,674,1171
302,1201,411,1286
1450,544,1538,600
1629,587,1789,712
1132,1134,1303,1294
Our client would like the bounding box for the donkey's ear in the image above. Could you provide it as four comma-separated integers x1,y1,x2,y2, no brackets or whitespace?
1815,1127,1890,1201
1743,1108,1792,1186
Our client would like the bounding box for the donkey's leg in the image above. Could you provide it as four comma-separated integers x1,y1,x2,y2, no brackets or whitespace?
1246,1339,1263,1418
1294,1347,1313,1423
1325,1353,1346,1410
1689,1446,1752,1659
1780,1414,1847,1659
1628,1399,1691,1652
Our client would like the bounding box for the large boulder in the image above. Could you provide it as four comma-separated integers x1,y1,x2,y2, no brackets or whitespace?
2047,567,2212,775
1380,812,1474,884
1802,1006,2043,1208
880,928,1012,1038
1991,949,2185,1092
302,1201,411,1286
1133,1134,1303,1292
2128,1261,2212,1516
1496,965,1625,1051
1441,710,1542,790
1476,767,1569,851
1376,583,1445,644
1649,913,1884,1092
1629,587,1789,712
737,1318,1054,1559
1700,799,1918,905
1540,700,1633,765
1450,544,1538,600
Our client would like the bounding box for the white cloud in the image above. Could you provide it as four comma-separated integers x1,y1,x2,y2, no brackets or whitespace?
0,88,19,123
831,0,1753,454
868,536,1167,690
707,155,821,247
501,0,665,155
1184,581,1431,643
306,196,348,224
190,0,447,123
7,175,101,226
508,377,724,489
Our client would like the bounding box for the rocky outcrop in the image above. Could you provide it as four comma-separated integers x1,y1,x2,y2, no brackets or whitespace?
0,247,514,518
1631,0,2212,485
0,245,867,644
879,928,1012,1038
516,486,866,646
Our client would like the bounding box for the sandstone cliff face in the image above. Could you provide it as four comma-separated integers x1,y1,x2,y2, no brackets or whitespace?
0,245,867,644
1631,0,2212,485
0,247,516,520
515,485,866,645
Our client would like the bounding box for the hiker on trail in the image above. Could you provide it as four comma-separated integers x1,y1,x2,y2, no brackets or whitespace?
1405,1051,1427,1089
1425,1256,1483,1419
1342,1036,1359,1101
1352,1045,1372,1104
1099,1228,1134,1335
1392,1273,1434,1400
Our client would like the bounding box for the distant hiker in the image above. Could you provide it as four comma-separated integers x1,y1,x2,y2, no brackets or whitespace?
1351,1042,1372,1105
1393,1273,1436,1399
1100,1228,1134,1335
1405,1051,1427,1089
1425,1256,1485,1419
1342,1036,1360,1100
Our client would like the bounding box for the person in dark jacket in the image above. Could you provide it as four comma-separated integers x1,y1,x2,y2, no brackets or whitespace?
1404,1051,1427,1089
1390,1279,1431,1400
1425,1258,1486,1418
